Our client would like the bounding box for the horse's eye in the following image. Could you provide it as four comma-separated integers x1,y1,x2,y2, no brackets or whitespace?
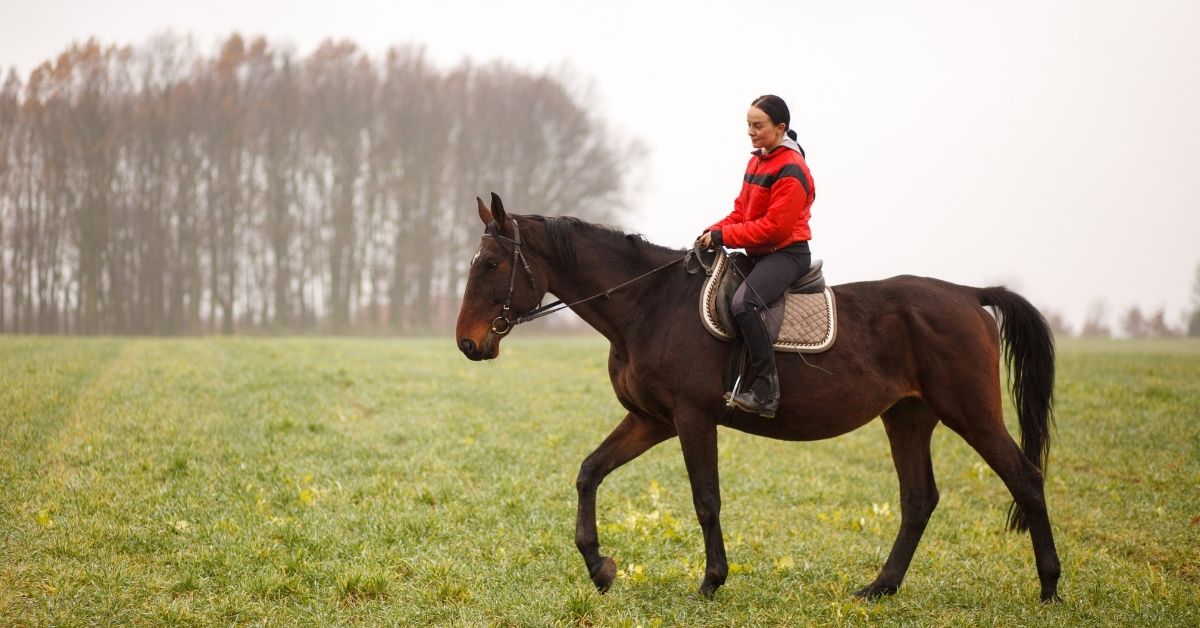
485,259,499,271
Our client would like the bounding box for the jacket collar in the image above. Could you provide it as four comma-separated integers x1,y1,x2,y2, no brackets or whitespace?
753,136,803,159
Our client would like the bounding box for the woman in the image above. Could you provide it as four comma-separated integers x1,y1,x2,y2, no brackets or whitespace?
699,94,815,418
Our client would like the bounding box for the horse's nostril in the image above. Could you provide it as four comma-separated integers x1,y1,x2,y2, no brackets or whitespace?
459,338,476,356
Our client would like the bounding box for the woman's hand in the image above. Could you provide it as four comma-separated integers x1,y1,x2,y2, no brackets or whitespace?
697,230,722,250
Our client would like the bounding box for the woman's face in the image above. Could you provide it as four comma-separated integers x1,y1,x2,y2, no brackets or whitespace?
747,106,786,151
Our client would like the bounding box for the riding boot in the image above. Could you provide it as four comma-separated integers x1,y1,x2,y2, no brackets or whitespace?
729,309,780,418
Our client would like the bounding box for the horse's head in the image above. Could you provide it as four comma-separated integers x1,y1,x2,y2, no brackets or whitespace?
456,193,550,360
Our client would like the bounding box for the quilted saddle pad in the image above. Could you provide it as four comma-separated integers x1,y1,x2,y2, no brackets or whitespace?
699,251,837,353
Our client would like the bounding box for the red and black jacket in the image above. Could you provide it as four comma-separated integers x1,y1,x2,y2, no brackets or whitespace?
707,140,814,256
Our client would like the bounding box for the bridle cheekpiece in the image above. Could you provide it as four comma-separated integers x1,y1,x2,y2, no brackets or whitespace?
480,218,538,338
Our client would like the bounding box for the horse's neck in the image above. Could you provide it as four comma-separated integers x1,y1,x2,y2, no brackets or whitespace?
546,246,681,348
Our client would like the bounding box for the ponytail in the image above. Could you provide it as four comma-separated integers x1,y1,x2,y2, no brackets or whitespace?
786,129,806,157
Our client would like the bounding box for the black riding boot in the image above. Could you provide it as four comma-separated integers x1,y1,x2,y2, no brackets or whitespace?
729,309,780,418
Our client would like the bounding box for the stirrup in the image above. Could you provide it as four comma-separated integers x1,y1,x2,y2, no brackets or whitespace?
727,389,778,418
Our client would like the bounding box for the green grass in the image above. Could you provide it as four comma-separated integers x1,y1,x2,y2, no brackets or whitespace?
1,335,1197,626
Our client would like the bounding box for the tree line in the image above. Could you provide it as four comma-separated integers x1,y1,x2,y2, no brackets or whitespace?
1040,263,1200,339
0,34,637,335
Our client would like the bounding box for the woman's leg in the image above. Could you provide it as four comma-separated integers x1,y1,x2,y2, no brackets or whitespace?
731,250,811,316
729,250,811,416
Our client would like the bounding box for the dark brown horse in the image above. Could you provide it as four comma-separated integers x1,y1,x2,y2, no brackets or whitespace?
456,194,1061,603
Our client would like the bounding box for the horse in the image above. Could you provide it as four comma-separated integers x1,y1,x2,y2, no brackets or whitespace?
455,193,1061,603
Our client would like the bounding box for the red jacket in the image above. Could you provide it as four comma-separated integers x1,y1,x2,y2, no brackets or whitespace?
707,141,814,256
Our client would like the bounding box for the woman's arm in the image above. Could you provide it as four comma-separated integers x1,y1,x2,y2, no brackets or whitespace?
719,176,805,249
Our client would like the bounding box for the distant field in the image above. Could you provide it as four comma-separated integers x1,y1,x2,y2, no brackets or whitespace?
1,336,1197,626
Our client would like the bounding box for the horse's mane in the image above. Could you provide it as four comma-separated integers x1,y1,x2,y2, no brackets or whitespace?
524,215,685,268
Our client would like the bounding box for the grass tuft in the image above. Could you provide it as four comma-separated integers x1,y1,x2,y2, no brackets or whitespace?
562,587,601,625
170,573,202,596
336,569,389,604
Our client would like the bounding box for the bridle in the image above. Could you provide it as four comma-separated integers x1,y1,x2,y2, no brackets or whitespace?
480,219,539,340
477,218,688,345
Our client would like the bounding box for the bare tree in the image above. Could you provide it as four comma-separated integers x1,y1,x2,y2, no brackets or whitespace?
1144,307,1181,338
0,69,20,331
1040,307,1073,338
1080,299,1112,338
1120,306,1147,338
302,40,374,332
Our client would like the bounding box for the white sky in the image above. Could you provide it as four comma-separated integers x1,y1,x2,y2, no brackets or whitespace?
3,0,1199,329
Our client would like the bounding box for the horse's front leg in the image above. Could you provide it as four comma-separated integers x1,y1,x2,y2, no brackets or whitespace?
676,407,728,597
576,412,676,592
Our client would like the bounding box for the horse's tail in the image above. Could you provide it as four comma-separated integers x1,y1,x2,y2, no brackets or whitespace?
977,286,1056,532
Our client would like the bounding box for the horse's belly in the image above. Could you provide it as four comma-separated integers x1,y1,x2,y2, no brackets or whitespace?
719,406,882,441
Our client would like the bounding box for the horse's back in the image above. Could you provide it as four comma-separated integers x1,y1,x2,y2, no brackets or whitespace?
831,275,998,337
832,274,983,305
823,275,1002,383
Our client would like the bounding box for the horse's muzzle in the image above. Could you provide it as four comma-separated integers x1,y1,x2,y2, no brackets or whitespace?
458,337,497,361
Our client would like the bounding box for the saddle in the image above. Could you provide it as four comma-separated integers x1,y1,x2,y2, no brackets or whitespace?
694,247,837,353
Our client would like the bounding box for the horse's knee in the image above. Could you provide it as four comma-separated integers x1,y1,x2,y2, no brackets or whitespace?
576,459,601,494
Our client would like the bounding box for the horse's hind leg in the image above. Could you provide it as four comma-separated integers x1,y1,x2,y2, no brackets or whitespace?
575,412,676,592
856,398,940,599
939,411,1062,602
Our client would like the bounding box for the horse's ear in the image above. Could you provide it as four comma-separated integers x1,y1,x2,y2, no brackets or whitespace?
476,196,493,225
490,192,508,227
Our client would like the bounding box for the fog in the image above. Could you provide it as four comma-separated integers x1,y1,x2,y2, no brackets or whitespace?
3,0,1198,332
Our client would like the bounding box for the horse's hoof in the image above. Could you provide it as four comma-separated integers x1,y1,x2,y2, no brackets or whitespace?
853,583,898,600
698,576,725,599
1040,591,1063,604
590,557,617,593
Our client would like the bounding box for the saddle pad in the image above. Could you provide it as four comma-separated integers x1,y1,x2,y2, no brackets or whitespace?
774,290,837,352
700,251,837,353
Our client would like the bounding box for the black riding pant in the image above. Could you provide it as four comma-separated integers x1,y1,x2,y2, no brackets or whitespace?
731,241,812,316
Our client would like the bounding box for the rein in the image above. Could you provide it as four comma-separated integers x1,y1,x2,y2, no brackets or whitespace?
481,219,688,340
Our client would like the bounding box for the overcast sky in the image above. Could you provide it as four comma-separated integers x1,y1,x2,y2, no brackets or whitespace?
3,0,1198,329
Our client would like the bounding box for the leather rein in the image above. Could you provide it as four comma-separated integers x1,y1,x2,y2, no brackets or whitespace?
480,219,689,344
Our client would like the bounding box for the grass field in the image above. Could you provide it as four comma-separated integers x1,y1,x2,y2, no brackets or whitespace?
1,335,1198,626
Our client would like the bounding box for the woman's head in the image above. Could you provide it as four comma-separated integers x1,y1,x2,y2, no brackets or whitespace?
747,94,801,153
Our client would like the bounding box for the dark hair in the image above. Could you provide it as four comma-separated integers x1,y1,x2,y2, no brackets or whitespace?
751,94,805,156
